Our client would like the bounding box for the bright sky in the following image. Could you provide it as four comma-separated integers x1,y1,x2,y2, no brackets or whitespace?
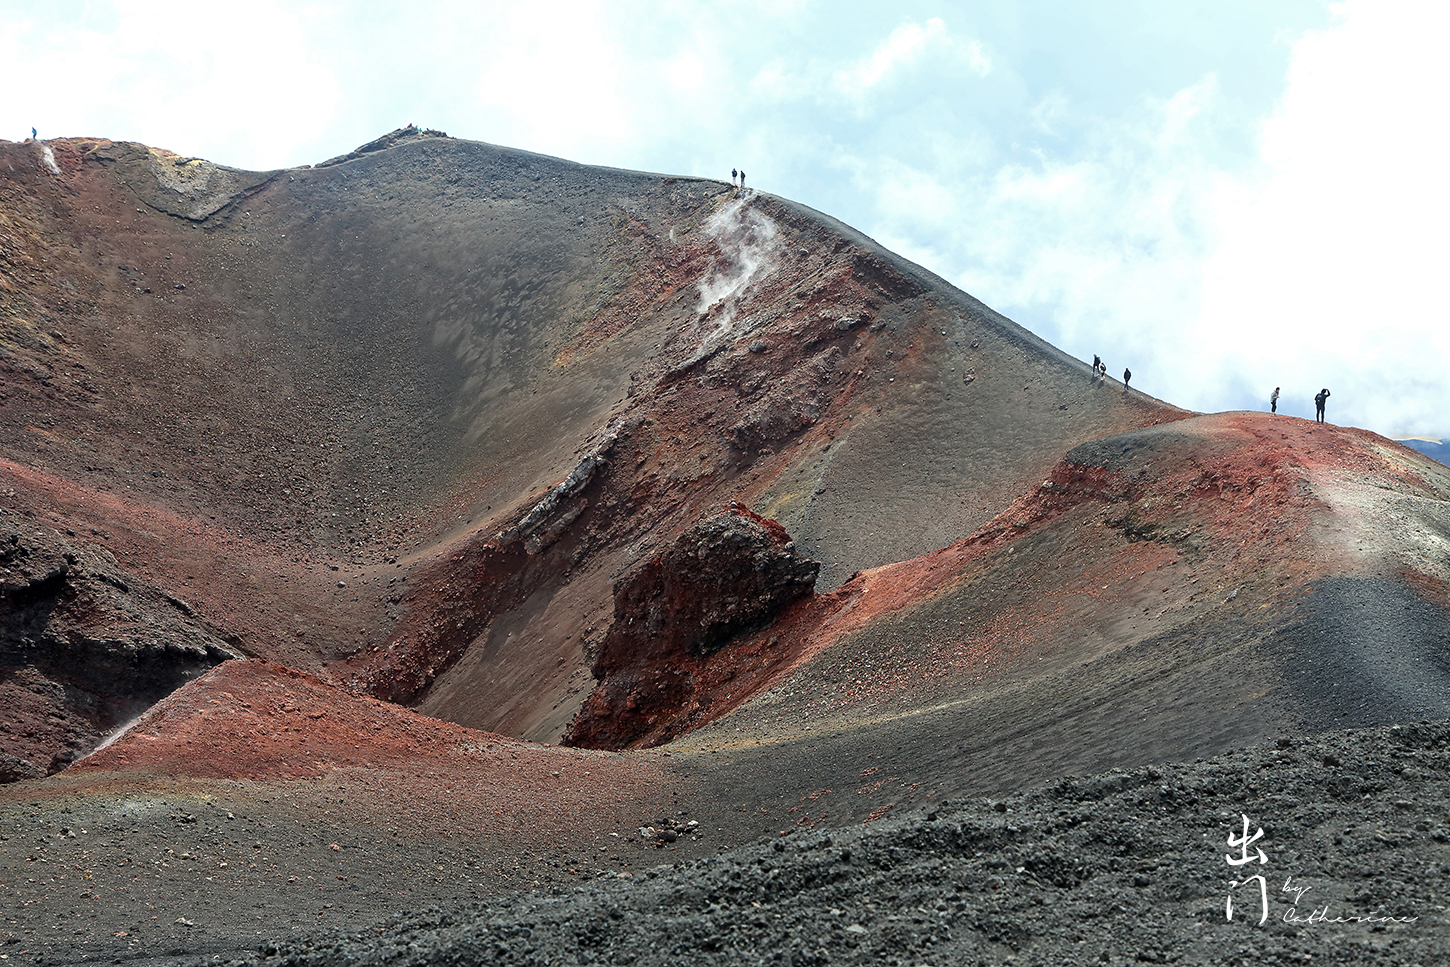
5,1,1447,437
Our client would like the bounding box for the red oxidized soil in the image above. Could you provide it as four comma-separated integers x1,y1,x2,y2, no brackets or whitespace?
0,457,379,673
630,412,1450,745
66,659,676,837
7,135,1450,966
1,137,1189,763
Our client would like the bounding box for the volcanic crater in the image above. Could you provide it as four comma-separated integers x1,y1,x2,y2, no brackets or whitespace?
3,128,1449,964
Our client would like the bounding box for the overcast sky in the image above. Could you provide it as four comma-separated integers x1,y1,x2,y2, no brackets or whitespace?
5,1,1446,438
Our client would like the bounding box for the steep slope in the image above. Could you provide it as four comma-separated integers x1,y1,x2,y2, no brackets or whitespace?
1,130,1179,756
657,413,1450,816
5,132,1450,965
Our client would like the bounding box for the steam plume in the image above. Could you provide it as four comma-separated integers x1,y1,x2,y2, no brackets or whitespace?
695,197,782,340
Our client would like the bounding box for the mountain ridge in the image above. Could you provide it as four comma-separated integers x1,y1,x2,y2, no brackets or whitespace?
2,131,1448,963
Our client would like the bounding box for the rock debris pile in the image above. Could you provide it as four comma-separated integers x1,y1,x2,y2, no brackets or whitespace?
566,506,819,749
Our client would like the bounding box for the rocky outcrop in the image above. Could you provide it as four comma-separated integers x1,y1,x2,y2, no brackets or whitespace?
315,127,451,168
0,508,241,780
603,505,819,664
81,140,276,221
498,434,616,553
0,753,43,783
564,506,818,749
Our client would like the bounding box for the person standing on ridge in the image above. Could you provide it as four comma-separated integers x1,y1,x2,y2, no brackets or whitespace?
1314,387,1330,423
1271,387,1280,414
740,170,746,190
1092,354,1102,376
1123,367,1131,389
731,167,738,186
31,127,37,140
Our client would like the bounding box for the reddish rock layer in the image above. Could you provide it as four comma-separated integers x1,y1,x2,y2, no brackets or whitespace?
565,506,818,748
68,658,675,835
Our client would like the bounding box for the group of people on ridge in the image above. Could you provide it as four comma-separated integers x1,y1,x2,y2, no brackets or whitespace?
1270,386,1332,423
730,168,747,190
1086,357,1332,423
1090,355,1130,388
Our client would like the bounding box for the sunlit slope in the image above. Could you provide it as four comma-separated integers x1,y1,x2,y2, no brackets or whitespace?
1,130,1181,748
664,413,1450,804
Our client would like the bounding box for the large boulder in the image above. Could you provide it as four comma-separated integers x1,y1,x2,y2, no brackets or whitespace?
565,505,818,748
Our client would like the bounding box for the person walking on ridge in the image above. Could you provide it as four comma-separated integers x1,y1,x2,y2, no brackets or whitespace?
1270,387,1280,414
1314,387,1330,423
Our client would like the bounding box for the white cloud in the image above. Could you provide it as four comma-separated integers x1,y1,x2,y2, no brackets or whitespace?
834,17,948,98
1193,0,1450,431
870,159,960,233
664,48,708,96
8,0,343,168
1029,91,1071,136
832,17,990,104
737,16,990,114
906,76,1224,388
963,40,992,77
991,158,1096,208
468,2,637,163
747,60,794,102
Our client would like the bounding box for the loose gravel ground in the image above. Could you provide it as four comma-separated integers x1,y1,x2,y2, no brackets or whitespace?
94,718,1443,967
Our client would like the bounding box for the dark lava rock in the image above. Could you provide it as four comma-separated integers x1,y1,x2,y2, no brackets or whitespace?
564,506,818,748
606,507,818,663
202,719,1450,967
0,754,42,783
0,507,242,778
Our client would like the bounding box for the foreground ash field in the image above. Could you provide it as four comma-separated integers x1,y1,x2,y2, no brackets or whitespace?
2,129,1449,965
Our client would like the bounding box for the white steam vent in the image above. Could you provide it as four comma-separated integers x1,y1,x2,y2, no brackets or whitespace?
83,714,144,757
696,196,782,338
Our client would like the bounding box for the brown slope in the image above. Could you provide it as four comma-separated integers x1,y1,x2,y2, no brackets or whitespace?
3,412,1446,963
4,132,1450,963
657,412,1450,819
0,658,690,958
1,130,1181,759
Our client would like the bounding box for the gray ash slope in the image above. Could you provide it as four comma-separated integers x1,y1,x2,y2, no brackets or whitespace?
194,719,1448,967
0,127,1185,751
